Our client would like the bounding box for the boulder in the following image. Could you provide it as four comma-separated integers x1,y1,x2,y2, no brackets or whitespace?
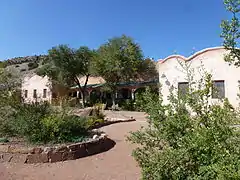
31,147,43,154
26,154,48,164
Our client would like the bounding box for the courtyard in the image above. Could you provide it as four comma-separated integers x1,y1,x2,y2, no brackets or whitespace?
0,111,147,180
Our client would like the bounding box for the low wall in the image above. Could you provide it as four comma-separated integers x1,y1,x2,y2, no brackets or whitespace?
0,135,115,164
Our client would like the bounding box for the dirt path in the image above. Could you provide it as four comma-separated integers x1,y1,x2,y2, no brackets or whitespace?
0,120,147,180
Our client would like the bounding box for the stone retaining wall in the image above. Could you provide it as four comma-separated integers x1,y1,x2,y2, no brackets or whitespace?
0,135,115,164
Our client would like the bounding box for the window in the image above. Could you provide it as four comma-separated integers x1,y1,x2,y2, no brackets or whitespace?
178,82,189,97
24,90,28,98
33,89,37,98
212,80,225,99
43,89,47,98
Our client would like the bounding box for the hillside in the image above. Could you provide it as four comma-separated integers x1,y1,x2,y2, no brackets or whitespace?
1,55,48,76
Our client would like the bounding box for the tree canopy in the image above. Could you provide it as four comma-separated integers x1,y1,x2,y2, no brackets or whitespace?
93,35,157,106
37,45,95,107
221,0,240,66
95,35,144,85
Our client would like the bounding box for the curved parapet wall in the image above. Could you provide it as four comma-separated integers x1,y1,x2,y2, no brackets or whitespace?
158,47,226,64
158,46,240,108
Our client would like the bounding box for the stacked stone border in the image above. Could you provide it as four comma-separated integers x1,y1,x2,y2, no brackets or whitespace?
0,135,115,164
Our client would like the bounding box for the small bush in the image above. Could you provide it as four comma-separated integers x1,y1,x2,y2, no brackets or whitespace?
86,117,105,129
90,104,105,120
42,114,88,143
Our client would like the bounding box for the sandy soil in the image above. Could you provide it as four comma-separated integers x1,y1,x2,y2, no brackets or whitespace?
0,120,147,180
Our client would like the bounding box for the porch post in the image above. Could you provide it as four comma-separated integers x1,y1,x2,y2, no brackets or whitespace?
131,88,136,100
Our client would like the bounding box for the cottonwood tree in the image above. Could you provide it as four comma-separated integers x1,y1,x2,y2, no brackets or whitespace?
221,0,240,66
94,35,148,107
37,45,95,107
137,58,158,81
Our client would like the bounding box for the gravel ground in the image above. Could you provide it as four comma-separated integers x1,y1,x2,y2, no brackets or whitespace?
0,120,147,180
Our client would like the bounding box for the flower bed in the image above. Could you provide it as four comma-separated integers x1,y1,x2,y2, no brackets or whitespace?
0,134,115,164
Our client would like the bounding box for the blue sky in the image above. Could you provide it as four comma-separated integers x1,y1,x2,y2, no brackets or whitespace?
0,0,230,60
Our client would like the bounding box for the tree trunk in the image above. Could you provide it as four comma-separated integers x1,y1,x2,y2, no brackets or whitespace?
75,75,90,108
82,74,90,108
111,89,117,110
75,81,84,108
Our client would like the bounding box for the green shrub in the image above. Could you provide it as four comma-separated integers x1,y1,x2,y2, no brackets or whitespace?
128,74,240,179
134,86,159,112
85,104,106,129
90,104,105,119
42,114,89,143
0,101,89,144
9,102,52,142
86,117,105,129
119,99,135,111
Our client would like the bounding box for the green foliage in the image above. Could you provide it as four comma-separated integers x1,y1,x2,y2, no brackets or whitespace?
0,101,89,144
90,104,106,119
85,104,106,129
95,35,143,85
221,0,240,66
37,45,95,107
134,86,159,112
119,99,135,111
128,73,240,179
42,114,88,143
94,35,144,106
137,58,158,81
86,117,105,129
28,62,39,70
0,61,7,68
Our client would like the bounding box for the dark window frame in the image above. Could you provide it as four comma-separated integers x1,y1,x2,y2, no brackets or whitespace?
24,90,28,98
33,89,37,98
43,89,47,98
212,80,225,99
178,82,189,97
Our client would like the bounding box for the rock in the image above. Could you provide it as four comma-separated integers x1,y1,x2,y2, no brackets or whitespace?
49,152,63,163
100,133,107,138
92,135,98,140
0,145,8,152
10,154,28,163
62,152,75,161
92,129,99,133
0,154,13,163
25,154,48,164
55,146,69,153
7,146,32,154
68,143,81,152
43,147,53,153
31,147,43,154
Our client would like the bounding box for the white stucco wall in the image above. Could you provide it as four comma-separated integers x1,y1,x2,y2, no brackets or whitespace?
158,47,240,108
21,74,52,103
